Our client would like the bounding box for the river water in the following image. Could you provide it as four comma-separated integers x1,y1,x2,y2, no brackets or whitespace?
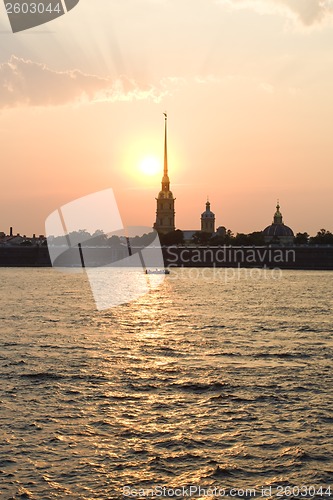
0,268,332,499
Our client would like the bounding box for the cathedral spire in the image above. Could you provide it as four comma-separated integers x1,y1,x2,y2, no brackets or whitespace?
163,112,168,178
162,113,170,192
153,113,175,234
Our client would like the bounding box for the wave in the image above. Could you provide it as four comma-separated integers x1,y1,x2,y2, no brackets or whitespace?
20,372,63,380
194,324,227,330
19,372,110,383
204,463,244,478
253,352,311,359
171,381,228,393
0,458,17,467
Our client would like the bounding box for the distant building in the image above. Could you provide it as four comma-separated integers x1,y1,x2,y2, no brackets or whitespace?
151,117,297,245
201,199,215,234
263,202,294,245
0,226,46,247
153,113,176,235
1,235,25,246
180,201,217,243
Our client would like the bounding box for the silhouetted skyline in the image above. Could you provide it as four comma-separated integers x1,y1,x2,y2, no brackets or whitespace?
0,1,332,235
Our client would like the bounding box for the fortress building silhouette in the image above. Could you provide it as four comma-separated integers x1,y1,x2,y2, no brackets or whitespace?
153,115,294,243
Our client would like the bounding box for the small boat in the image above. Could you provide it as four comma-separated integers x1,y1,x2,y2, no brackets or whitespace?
145,268,170,275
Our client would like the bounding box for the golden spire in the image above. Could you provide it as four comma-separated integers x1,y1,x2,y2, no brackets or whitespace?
163,112,168,177
162,112,170,192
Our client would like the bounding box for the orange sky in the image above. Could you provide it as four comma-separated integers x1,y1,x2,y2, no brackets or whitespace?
0,0,332,236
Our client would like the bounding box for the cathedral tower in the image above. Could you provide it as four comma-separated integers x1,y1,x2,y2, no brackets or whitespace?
153,113,176,234
201,198,215,234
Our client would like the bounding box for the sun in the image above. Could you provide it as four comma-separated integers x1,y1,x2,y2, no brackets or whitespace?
138,156,162,176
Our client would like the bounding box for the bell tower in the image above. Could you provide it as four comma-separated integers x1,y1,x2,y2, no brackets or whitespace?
201,198,215,234
153,113,176,234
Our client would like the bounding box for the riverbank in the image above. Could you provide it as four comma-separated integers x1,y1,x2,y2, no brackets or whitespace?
0,245,332,269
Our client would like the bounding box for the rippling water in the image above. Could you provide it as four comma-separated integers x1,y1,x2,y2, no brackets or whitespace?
0,268,332,499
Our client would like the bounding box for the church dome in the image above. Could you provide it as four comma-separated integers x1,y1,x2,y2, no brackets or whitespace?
262,202,294,242
201,201,215,218
263,223,294,237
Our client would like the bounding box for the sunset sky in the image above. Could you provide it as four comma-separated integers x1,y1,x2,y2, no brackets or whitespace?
1,0,333,237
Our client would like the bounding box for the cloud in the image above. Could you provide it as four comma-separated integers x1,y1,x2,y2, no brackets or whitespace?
0,56,169,109
0,57,230,109
220,0,333,26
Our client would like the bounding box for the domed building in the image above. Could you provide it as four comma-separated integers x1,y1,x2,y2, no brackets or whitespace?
201,199,215,234
263,202,294,245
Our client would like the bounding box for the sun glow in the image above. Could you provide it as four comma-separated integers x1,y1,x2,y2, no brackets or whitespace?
138,156,162,176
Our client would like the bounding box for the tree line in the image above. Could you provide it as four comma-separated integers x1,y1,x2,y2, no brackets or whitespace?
160,228,333,246
46,227,333,247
